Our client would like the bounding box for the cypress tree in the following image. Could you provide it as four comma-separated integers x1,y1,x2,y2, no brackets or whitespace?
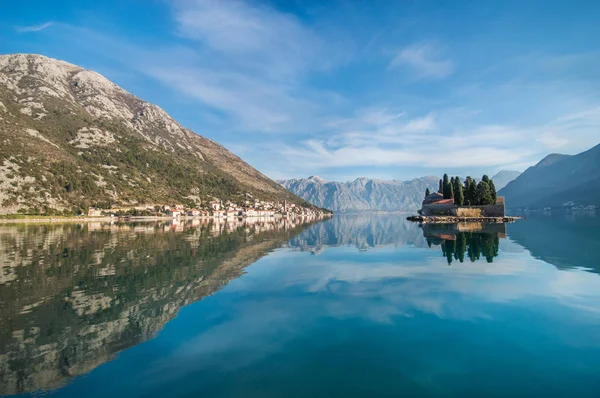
438,179,443,194
464,177,472,205
469,179,477,205
425,188,431,198
449,182,454,199
489,180,497,203
482,174,490,184
475,181,493,205
442,174,450,199
454,176,464,206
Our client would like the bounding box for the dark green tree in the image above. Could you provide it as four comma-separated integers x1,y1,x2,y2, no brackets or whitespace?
475,181,493,205
438,179,443,194
425,188,431,198
468,178,477,205
489,180,497,203
442,174,451,199
454,176,464,206
463,177,472,205
482,174,490,183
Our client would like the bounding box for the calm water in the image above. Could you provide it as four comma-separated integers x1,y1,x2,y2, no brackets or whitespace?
1,214,600,397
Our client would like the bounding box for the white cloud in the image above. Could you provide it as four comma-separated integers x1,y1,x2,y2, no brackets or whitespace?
172,0,323,76
139,0,345,133
264,102,600,175
31,8,600,180
390,42,455,79
15,22,53,33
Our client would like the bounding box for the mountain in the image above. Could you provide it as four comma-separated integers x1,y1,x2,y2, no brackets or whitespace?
0,54,312,215
499,144,600,209
490,170,521,190
279,176,439,213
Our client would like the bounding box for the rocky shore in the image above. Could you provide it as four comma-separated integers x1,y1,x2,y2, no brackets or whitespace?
406,215,522,224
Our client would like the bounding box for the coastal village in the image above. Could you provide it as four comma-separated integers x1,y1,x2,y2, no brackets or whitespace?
86,195,330,219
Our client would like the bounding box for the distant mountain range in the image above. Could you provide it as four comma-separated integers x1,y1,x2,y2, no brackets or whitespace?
499,143,600,210
279,176,439,213
279,170,523,213
0,54,312,215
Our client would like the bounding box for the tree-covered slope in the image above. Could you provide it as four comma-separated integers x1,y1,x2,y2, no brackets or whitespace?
499,143,600,209
0,54,311,214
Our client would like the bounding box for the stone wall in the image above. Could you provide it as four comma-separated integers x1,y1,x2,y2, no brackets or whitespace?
422,203,457,216
476,203,505,217
422,203,505,217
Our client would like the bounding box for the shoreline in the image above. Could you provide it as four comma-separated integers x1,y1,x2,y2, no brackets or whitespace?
0,214,332,225
406,215,523,224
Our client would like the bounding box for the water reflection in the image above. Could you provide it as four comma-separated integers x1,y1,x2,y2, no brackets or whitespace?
422,223,504,264
288,215,428,253
3,214,600,397
507,211,600,273
0,217,320,395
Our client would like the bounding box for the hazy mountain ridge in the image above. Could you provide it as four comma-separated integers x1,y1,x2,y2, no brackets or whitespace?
499,144,600,209
279,176,439,213
0,53,310,214
490,170,521,190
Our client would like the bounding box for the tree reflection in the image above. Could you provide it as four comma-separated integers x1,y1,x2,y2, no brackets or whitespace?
423,223,503,265
0,218,320,395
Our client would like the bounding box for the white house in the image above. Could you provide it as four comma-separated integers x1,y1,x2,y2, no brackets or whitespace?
166,209,181,218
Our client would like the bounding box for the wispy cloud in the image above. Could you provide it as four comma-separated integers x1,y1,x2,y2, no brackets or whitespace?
172,0,324,76
389,42,454,79
263,102,600,177
141,0,346,133
20,2,600,180
15,22,53,33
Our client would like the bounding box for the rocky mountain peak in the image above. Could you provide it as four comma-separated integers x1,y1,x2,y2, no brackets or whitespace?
0,53,310,214
307,175,326,183
280,176,439,213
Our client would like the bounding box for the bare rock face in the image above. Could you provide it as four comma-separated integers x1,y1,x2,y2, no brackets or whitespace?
280,176,439,213
0,53,304,214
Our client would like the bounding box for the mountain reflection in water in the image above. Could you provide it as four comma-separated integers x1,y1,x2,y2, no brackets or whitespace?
0,217,320,395
2,214,600,398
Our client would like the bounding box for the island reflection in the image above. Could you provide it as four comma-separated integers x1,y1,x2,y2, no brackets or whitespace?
422,223,504,264
0,217,321,395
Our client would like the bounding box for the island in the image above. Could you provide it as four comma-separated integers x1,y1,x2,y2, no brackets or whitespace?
407,174,521,223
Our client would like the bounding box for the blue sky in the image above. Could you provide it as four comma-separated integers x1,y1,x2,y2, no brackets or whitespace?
2,0,599,181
